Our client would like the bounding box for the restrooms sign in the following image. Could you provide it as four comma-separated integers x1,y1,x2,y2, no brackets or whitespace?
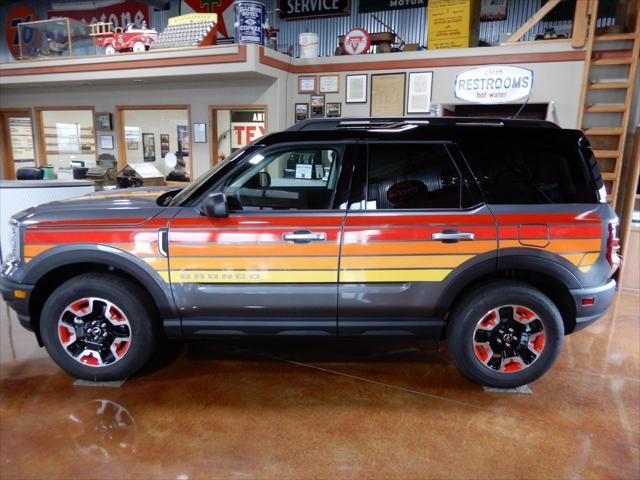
454,65,533,104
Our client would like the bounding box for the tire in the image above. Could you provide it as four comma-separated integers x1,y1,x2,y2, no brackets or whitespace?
104,45,116,55
40,273,158,381
132,42,146,53
446,280,564,388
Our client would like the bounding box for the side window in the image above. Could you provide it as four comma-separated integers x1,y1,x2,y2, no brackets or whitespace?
462,138,596,204
222,146,343,211
365,143,461,210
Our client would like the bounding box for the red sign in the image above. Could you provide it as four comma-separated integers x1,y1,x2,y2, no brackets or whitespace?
5,5,38,59
343,28,370,55
232,123,265,149
181,0,234,37
48,1,150,29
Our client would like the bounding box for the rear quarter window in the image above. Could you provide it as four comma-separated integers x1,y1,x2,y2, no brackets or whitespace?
460,131,597,204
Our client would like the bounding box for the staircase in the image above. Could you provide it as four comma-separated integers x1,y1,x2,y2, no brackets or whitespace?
577,0,640,207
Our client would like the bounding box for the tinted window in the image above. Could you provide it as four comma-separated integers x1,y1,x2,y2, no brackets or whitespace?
223,147,343,210
461,133,596,204
364,143,461,210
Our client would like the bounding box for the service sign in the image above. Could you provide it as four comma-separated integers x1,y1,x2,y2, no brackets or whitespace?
454,65,533,104
279,0,350,20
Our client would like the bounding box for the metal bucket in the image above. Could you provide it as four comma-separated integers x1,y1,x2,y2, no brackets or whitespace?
299,32,319,58
234,1,265,45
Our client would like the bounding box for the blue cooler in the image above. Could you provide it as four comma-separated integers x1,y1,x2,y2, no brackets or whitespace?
234,1,265,45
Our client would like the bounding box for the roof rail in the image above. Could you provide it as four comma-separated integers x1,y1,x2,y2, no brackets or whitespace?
286,116,559,131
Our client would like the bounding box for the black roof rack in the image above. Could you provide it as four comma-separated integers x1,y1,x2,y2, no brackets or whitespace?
286,116,560,131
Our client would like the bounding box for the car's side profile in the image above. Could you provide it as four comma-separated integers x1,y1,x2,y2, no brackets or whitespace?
0,117,620,387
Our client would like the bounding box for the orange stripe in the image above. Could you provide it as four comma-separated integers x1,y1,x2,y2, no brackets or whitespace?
499,239,601,252
166,256,338,270
342,240,496,255
24,243,160,258
170,243,340,257
341,254,473,269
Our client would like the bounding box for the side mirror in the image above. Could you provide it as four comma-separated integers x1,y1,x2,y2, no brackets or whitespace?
203,192,228,218
258,171,271,188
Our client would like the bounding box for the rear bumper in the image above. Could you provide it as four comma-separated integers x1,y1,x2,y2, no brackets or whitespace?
0,271,34,332
569,279,617,332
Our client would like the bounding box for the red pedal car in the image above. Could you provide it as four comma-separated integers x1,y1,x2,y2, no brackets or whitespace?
92,22,157,55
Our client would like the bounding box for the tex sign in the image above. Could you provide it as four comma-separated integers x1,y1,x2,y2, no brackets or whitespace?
454,65,533,104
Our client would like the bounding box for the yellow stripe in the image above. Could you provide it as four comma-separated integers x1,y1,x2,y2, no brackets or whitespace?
160,270,338,283
339,269,452,283
341,255,473,269
579,266,591,273
560,253,585,266
342,240,496,255
579,252,600,266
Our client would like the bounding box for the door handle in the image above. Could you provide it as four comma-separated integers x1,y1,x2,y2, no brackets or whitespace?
431,231,475,243
282,230,327,243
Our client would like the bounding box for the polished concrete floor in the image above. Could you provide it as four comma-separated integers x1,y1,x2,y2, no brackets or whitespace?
1,291,638,479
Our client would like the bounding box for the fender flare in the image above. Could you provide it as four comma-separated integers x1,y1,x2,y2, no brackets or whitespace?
23,244,177,318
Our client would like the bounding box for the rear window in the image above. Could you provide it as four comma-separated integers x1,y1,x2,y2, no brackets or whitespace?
460,131,597,204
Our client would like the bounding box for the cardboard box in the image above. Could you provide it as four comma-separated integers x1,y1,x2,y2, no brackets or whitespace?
428,0,481,50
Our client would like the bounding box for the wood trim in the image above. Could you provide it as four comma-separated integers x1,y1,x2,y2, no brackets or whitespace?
116,104,193,179
505,0,563,43
33,105,97,170
619,127,640,283
209,104,268,168
572,0,590,48
259,48,587,74
1,45,247,77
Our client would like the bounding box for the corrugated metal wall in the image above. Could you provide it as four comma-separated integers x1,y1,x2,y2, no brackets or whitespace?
263,0,613,57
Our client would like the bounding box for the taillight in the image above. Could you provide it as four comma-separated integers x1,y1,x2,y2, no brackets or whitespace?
606,221,620,270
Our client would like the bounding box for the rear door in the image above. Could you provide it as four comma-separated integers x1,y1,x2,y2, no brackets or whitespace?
168,141,355,336
338,141,497,336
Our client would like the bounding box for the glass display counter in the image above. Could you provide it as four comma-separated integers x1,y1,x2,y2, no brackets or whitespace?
17,18,96,60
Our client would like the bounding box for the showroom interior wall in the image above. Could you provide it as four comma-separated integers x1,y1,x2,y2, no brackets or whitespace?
0,76,281,179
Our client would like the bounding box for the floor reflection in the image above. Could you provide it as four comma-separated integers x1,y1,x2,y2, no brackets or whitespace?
1,291,638,479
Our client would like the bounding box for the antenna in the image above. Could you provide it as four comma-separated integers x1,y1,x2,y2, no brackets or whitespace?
511,97,530,119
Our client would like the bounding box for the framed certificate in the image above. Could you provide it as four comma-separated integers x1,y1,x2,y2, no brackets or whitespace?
407,71,433,114
99,134,114,150
371,73,405,117
319,74,340,93
298,75,317,94
345,74,367,103
193,123,207,143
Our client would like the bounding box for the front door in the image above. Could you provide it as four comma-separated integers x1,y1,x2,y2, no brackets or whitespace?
168,142,355,336
338,141,497,336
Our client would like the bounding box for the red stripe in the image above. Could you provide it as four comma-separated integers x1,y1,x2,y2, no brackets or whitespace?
496,213,600,224
344,214,495,227
25,230,157,244
169,228,341,243
498,224,601,239
171,216,344,228
344,226,497,242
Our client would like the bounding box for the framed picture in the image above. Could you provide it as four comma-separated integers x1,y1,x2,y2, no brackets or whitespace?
142,133,156,162
193,123,207,143
319,74,340,93
407,71,433,114
298,75,317,94
346,74,367,103
326,102,341,117
160,133,170,158
95,112,112,131
371,73,406,117
177,125,189,156
99,134,114,150
295,103,309,123
125,126,140,150
310,94,325,118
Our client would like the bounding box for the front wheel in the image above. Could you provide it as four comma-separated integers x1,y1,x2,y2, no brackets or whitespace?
40,273,158,381
446,281,564,388
132,42,146,53
104,45,116,55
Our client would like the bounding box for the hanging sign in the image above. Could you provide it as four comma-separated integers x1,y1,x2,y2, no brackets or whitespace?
454,65,533,104
5,5,38,59
278,0,350,20
343,28,371,55
48,1,151,29
231,110,265,150
359,0,425,13
181,0,235,38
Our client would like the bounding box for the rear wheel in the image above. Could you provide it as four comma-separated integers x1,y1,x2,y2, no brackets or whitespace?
104,45,116,55
446,281,564,388
40,273,158,381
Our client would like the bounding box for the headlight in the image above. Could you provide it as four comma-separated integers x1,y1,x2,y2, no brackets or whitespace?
4,221,22,264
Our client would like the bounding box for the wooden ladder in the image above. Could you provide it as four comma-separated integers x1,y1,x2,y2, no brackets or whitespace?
576,0,640,207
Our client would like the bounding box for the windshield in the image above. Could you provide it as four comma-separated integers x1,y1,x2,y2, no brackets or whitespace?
168,143,255,206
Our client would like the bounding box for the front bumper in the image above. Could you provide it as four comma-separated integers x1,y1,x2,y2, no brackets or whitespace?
0,270,35,332
569,279,617,332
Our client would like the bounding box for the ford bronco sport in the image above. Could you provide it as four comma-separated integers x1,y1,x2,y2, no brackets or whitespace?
0,117,620,387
